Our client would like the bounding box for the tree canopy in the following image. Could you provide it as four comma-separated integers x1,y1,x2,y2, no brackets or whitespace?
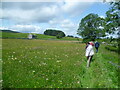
105,1,120,34
44,29,66,38
77,13,106,40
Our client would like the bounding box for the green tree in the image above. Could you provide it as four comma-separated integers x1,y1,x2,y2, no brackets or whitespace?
105,1,120,34
44,29,65,37
77,13,106,41
105,1,120,56
56,32,64,39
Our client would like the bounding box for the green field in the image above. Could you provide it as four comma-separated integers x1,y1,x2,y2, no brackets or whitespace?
1,32,81,41
2,39,119,88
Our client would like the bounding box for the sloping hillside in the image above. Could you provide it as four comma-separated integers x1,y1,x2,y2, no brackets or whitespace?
0,30,82,41
0,30,20,33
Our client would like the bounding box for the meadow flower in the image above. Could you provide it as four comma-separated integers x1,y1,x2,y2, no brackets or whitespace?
13,52,15,54
65,55,68,57
77,81,80,84
42,62,47,65
59,80,62,84
46,78,48,80
56,60,61,63
33,70,35,73
0,80,3,83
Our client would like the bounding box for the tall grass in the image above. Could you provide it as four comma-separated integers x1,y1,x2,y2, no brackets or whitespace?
2,39,118,88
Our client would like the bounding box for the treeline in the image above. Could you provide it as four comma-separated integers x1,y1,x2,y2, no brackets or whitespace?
0,30,20,33
44,29,65,39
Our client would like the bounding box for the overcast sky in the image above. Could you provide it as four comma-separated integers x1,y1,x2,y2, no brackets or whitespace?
0,0,112,37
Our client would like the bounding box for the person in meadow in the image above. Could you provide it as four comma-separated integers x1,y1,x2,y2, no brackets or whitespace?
85,41,94,67
95,41,100,53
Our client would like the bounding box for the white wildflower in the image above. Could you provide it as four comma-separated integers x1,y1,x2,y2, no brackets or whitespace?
13,52,15,53
0,80,3,83
33,70,35,73
56,60,61,63
46,78,48,80
77,81,80,84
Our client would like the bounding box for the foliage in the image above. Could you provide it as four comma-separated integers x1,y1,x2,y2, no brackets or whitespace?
56,32,65,39
105,1,120,34
77,13,106,40
44,29,65,37
82,38,94,43
67,35,74,38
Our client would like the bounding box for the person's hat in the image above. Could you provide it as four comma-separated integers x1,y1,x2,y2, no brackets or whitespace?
89,41,94,46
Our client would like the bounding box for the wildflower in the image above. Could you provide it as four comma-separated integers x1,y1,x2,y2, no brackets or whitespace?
42,62,47,65
56,60,61,63
46,78,48,80
33,70,35,73
77,81,80,84
13,52,15,53
65,55,68,57
0,80,3,83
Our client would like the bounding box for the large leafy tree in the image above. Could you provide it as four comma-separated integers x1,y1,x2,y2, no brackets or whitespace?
105,1,120,55
77,13,106,40
105,1,120,34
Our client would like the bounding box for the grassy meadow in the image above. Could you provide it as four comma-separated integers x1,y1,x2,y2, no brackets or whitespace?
2,39,119,88
1,32,81,41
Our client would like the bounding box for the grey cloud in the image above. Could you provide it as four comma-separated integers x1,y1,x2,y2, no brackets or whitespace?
1,2,60,23
1,2,57,10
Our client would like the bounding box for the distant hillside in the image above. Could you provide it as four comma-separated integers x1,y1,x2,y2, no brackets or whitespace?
0,30,20,33
0,30,82,41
